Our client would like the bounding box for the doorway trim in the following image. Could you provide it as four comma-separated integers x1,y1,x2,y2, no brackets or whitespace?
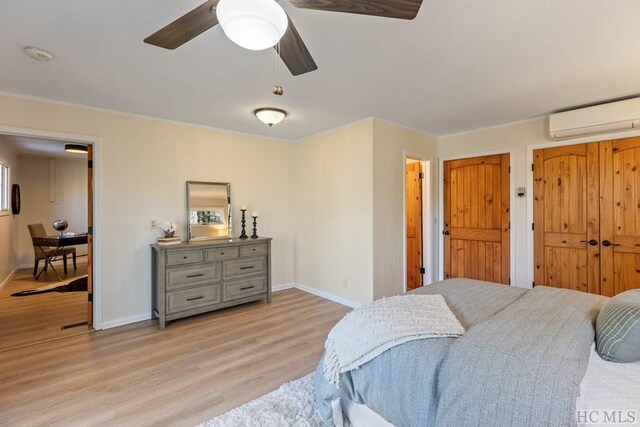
402,153,433,292
438,149,515,284
0,125,103,329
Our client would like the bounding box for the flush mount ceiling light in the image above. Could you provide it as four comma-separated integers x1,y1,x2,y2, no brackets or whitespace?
64,144,88,154
216,0,288,51
23,46,54,62
254,108,287,127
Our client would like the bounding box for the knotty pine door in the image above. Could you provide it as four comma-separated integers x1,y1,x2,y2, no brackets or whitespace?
533,137,640,296
443,154,511,285
406,161,423,290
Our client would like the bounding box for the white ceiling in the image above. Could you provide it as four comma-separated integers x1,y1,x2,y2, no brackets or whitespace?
0,134,86,160
1,0,640,140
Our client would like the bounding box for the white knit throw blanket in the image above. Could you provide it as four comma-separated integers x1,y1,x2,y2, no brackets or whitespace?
323,294,465,386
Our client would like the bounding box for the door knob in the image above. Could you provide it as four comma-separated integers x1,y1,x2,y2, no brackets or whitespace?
580,239,599,246
443,230,450,235
602,240,620,247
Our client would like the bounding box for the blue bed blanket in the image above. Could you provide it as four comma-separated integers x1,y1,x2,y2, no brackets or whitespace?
314,279,606,427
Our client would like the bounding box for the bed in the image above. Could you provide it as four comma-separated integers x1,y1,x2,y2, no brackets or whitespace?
314,278,640,427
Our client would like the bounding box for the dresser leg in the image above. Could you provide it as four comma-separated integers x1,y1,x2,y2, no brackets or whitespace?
159,316,166,330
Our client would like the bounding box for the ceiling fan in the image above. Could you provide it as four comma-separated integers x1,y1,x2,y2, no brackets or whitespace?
144,0,424,76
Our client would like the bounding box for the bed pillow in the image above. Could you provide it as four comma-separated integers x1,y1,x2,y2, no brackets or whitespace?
596,289,640,363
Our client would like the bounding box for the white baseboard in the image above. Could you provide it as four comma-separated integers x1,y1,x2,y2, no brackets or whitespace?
272,282,296,292
101,313,152,330
0,269,17,291
101,283,358,331
274,282,362,309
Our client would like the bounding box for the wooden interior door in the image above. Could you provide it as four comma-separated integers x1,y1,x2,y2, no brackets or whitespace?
87,145,93,326
444,154,510,284
533,144,600,293
600,137,640,296
406,161,423,290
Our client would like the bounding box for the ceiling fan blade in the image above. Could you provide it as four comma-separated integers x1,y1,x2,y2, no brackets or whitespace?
276,15,318,76
144,0,220,50
289,0,423,20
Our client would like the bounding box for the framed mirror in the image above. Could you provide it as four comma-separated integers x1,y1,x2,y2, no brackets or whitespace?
187,181,231,241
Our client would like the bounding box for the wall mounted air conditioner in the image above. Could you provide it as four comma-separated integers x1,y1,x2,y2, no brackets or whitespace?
549,97,640,140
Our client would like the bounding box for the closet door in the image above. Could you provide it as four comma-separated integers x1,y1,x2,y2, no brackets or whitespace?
600,137,640,296
444,154,510,284
533,143,600,293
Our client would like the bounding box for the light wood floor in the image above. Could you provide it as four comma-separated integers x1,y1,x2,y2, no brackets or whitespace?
0,258,91,352
0,288,349,426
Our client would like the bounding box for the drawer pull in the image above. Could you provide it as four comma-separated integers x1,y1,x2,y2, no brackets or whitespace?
183,256,188,259
240,286,255,290
221,252,225,255
186,296,204,301
240,266,255,270
186,273,204,278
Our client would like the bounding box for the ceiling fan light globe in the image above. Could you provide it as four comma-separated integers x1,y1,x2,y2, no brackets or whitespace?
217,0,288,51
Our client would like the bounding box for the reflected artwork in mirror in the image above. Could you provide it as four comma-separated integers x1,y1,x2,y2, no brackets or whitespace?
187,181,232,241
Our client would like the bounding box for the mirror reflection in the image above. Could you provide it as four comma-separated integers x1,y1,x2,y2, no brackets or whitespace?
187,182,231,241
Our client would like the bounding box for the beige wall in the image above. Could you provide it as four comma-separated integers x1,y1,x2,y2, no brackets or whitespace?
438,118,551,287
372,119,439,299
0,94,295,326
16,156,88,267
0,137,18,287
293,119,375,304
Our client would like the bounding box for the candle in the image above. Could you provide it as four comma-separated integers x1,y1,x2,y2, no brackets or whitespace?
241,205,247,210
252,212,258,217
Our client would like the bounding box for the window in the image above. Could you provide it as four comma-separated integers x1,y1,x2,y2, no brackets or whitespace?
0,163,8,213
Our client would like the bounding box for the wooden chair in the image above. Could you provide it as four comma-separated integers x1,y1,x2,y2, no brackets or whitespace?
28,223,77,276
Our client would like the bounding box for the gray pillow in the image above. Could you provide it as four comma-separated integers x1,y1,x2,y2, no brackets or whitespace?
596,289,640,363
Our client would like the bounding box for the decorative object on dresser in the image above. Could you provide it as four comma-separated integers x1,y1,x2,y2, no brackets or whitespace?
159,221,177,238
251,212,259,239
239,205,248,239
151,237,272,329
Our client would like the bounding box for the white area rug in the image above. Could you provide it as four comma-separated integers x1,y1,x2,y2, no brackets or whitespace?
198,374,323,427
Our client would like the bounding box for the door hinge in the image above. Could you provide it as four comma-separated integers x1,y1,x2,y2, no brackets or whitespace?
419,172,424,179
531,163,534,172
508,278,511,285
531,222,534,231
88,160,93,169
508,165,511,173
419,267,426,274
88,226,93,235
88,293,93,302
532,281,536,287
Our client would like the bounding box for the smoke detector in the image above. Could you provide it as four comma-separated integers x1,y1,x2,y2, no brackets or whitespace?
23,46,54,62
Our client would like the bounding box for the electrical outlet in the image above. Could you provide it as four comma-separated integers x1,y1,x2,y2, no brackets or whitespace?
150,219,158,229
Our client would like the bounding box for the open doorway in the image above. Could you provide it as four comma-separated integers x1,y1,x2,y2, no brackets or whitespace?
0,134,94,351
405,157,431,291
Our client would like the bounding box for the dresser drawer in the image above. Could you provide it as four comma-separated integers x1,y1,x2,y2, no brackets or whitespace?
167,264,221,291
240,243,268,257
166,249,203,266
166,284,221,314
223,256,267,279
206,246,239,261
224,276,267,301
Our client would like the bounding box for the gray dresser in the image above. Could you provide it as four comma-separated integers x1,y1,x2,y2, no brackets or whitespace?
151,238,272,329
